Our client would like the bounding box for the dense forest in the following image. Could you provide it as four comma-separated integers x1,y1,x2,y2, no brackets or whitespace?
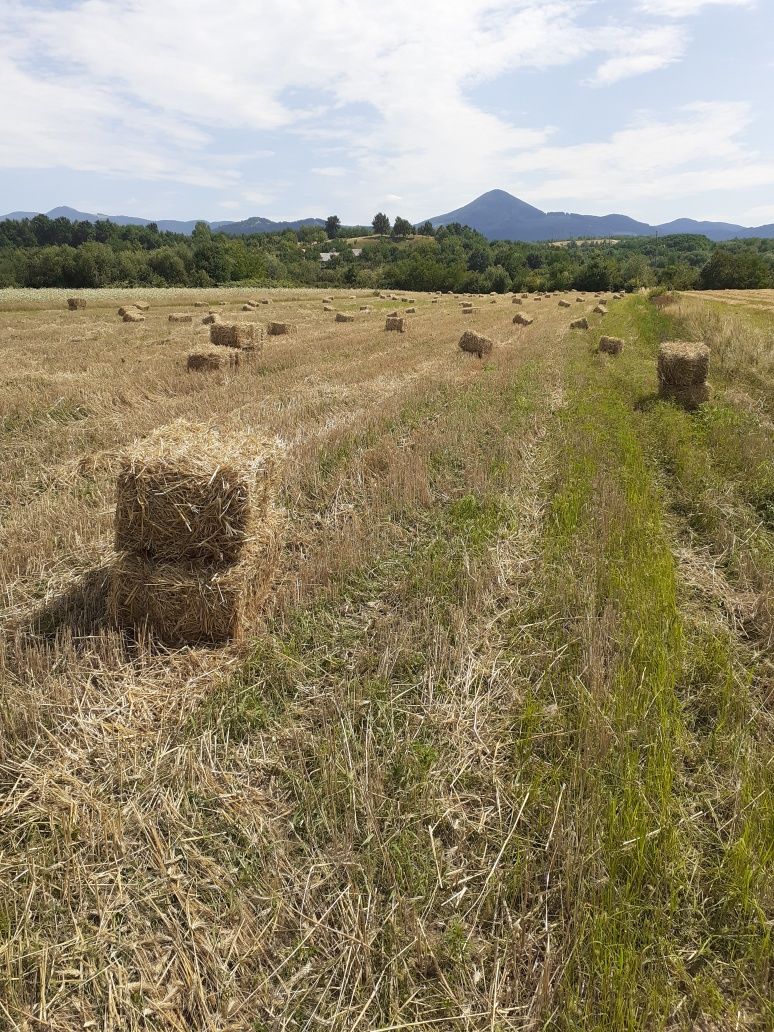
1,213,773,293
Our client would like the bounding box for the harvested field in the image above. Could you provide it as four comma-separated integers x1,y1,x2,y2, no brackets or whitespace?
1,285,772,1031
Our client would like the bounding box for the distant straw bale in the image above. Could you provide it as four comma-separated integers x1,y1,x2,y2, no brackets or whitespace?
570,318,589,330
114,420,280,565
323,305,334,312
385,316,405,332
593,304,607,315
187,349,239,372
267,321,294,335
459,330,493,358
123,311,145,323
67,297,86,310
194,301,207,308
359,306,370,312
599,336,623,356
512,298,522,305
559,299,571,308
169,313,193,323
322,297,333,303
109,515,282,644
134,301,150,311
461,308,480,315
461,302,474,309
335,313,355,322
576,297,585,303
658,341,710,408
242,304,254,312
210,323,256,349
118,306,136,317
405,307,416,314
513,313,534,326
202,313,219,325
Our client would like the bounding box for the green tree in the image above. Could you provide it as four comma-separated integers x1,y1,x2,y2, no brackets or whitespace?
416,220,435,236
325,215,341,240
392,217,413,239
372,212,390,235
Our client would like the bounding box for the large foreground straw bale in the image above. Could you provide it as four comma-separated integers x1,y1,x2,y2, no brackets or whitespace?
385,316,405,332
67,297,86,310
599,335,624,355
187,349,240,372
109,510,282,644
114,421,280,564
658,341,710,408
210,322,256,349
459,330,492,358
169,313,193,323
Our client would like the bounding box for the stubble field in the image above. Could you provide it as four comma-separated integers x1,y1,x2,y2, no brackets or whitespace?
1,286,772,1031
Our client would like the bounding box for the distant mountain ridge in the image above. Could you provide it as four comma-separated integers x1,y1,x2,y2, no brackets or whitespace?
426,189,774,242
0,206,324,236
2,194,773,242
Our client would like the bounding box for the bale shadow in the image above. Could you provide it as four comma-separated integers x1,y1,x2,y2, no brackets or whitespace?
634,392,662,412
23,563,113,640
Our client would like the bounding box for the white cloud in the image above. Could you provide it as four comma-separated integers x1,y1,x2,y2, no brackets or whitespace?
0,0,767,222
507,102,774,214
638,0,753,16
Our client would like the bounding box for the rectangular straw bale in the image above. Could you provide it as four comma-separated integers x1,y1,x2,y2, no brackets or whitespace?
459,330,492,357
169,313,193,323
187,349,239,372
67,297,86,310
109,508,283,644
114,420,281,564
570,317,589,330
658,341,710,407
123,311,145,323
385,316,405,332
513,313,534,326
599,336,623,355
210,323,256,348
335,313,355,322
134,301,150,311
267,321,294,335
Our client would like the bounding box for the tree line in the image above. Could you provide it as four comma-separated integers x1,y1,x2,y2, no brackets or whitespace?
0,212,772,292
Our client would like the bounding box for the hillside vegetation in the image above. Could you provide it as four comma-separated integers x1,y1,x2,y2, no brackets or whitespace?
1,287,772,1030
1,214,774,293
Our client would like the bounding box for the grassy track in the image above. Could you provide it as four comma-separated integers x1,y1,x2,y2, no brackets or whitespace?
0,287,771,1030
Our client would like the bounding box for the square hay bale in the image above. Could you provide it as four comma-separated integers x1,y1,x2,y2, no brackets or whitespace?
134,301,150,311
109,509,282,644
194,301,207,308
123,311,145,323
385,316,405,332
323,305,334,312
359,305,370,311
67,297,86,310
202,313,219,325
513,313,534,326
521,293,528,298
242,304,255,312
459,330,493,358
322,297,333,303
599,336,623,356
114,420,281,564
187,349,239,372
461,301,474,308
267,321,294,335
461,307,480,315
169,313,193,323
335,313,355,323
210,323,256,349
593,304,607,315
570,317,589,330
576,297,585,303
259,299,270,305
431,298,439,304
404,307,416,314
658,341,710,408
118,306,137,317
512,297,522,305
558,299,571,308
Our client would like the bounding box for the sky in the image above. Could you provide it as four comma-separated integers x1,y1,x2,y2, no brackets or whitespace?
0,0,772,226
